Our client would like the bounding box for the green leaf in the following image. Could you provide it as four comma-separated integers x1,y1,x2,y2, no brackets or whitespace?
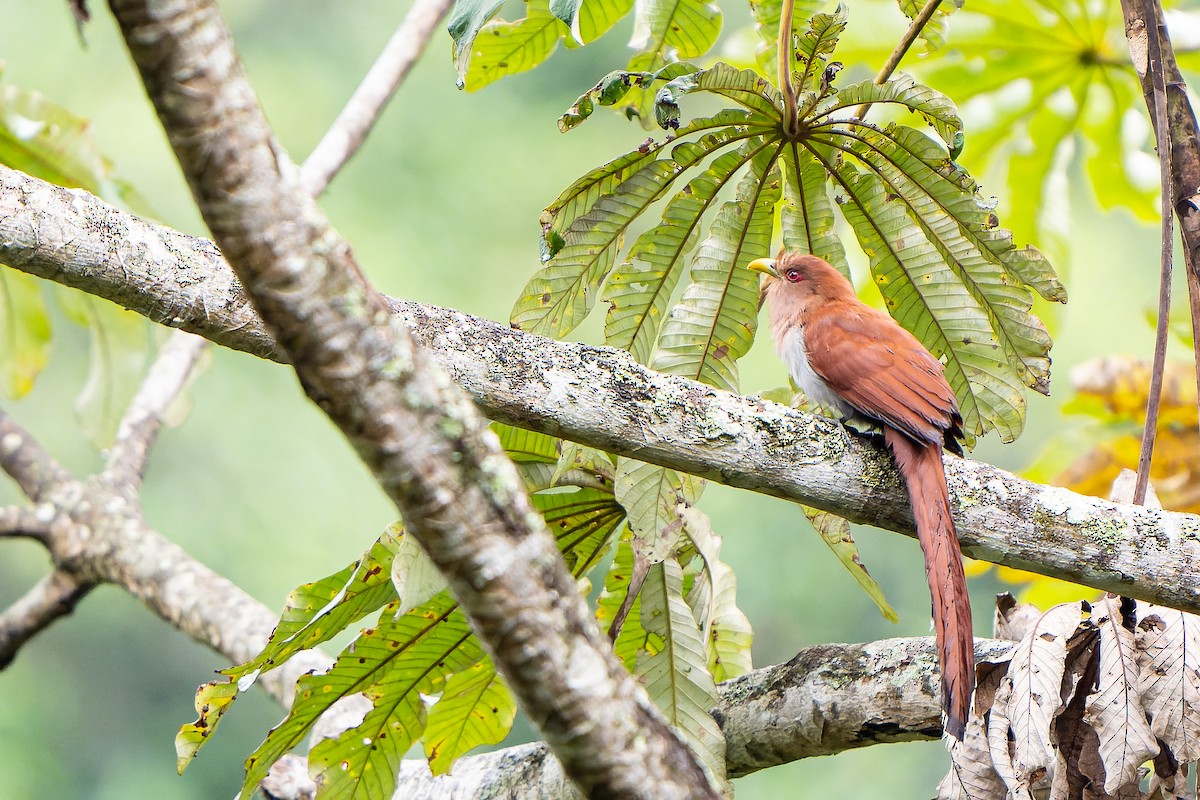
392,529,448,617
244,593,477,799
0,76,138,204
553,0,634,44
804,507,898,623
423,656,517,774
0,270,51,398
818,73,962,146
597,535,649,668
226,529,402,684
493,421,560,463
622,0,723,123
637,559,727,789
658,63,784,121
652,141,781,392
614,459,704,563
550,440,616,489
895,0,960,53
514,115,763,337
747,0,825,80
792,2,849,94
463,0,565,92
175,679,239,774
604,131,777,362
678,507,752,682
779,141,849,272
448,0,508,87
536,488,625,575
59,294,149,448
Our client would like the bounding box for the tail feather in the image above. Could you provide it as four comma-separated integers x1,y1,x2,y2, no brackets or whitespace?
884,428,974,740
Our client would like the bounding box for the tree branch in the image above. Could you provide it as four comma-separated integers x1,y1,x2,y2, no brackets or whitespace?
4,164,1200,615
105,1,714,796
0,402,73,501
260,637,1015,799
0,570,93,668
105,329,208,491
300,0,453,196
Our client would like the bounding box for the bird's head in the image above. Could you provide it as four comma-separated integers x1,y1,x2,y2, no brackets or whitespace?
747,252,856,304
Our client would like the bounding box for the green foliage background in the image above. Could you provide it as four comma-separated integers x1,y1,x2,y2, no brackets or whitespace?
0,0,1181,797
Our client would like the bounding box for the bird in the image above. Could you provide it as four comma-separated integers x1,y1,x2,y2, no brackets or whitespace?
748,251,974,740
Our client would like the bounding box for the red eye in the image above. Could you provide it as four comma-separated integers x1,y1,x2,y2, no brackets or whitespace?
784,269,803,282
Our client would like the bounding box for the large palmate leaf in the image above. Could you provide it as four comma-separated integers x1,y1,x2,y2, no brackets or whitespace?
521,14,1063,442
895,0,1163,259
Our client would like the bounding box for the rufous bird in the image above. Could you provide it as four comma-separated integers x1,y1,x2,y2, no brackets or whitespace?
748,251,974,740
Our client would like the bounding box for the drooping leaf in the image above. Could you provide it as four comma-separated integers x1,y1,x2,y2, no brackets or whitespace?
463,0,565,92
552,0,634,44
597,536,649,669
614,459,703,563
423,656,517,774
636,559,727,789
818,73,963,147
678,507,752,682
0,270,51,398
1136,603,1200,764
535,487,625,575
804,507,898,623
652,141,781,392
623,0,723,124
895,0,961,53
448,0,508,86
392,529,447,617
175,679,239,774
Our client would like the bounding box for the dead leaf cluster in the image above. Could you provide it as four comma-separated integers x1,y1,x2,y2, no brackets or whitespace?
939,593,1200,799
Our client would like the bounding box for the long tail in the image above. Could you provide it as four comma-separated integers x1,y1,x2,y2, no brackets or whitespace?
885,427,974,740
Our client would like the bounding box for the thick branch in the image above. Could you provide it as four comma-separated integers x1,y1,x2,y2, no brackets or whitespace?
105,2,713,797
260,637,1015,799
4,166,1200,615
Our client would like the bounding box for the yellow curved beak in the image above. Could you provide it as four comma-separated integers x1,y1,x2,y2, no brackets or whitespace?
747,258,779,278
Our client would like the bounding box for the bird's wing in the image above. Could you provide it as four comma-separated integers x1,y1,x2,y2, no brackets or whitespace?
805,304,960,447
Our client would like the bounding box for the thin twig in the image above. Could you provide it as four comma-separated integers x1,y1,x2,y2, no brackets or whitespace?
105,330,208,491
301,0,453,196
0,570,93,668
854,0,943,120
0,504,56,542
778,0,799,136
0,407,73,502
1129,0,1174,506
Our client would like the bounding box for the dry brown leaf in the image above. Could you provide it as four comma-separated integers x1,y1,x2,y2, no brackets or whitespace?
998,591,1052,642
1000,603,1085,794
938,713,1007,799
1086,596,1159,794
1136,603,1200,765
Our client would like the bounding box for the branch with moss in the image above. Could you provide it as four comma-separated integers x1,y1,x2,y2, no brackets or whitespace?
3,163,1200,615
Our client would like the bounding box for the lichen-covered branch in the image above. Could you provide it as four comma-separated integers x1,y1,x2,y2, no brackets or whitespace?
4,163,1200,616
104,1,714,797
0,570,93,668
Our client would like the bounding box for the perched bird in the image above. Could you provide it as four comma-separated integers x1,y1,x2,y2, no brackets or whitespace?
748,252,974,740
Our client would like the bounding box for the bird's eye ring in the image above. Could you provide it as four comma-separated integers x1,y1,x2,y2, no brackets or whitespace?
784,269,802,282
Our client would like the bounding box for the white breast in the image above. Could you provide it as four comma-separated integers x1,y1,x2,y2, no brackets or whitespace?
778,325,854,417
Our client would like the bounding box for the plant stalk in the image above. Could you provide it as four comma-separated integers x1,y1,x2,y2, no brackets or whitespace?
854,0,943,120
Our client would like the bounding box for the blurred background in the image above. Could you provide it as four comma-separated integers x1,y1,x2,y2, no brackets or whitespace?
0,0,1177,797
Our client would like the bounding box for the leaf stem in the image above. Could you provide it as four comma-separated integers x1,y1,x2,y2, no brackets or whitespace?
778,0,799,135
854,0,943,120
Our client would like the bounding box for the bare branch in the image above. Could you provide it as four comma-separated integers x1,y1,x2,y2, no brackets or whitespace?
0,570,93,668
106,1,715,796
105,329,208,490
854,0,943,119
301,0,453,196
0,504,57,541
0,406,73,501
5,166,1200,615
